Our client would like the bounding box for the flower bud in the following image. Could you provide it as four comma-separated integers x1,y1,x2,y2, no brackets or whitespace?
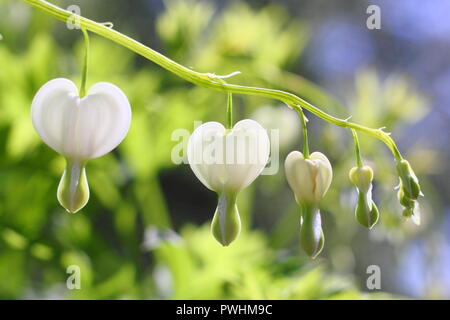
211,193,241,246
31,78,131,213
299,205,324,259
349,165,373,193
349,165,379,228
187,119,270,246
396,159,421,200
285,151,332,205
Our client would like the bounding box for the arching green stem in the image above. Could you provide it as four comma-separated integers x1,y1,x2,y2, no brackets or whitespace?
22,0,403,161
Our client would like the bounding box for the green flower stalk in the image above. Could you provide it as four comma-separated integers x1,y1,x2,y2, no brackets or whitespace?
21,0,404,164
22,0,424,233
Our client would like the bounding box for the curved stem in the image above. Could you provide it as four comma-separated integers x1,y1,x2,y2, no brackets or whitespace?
297,108,310,158
79,27,89,98
226,92,233,129
351,129,363,168
22,0,403,161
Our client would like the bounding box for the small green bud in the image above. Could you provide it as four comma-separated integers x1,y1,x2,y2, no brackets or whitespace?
57,159,89,213
355,190,379,229
396,159,421,200
299,205,324,259
211,192,241,246
349,165,379,228
349,165,373,193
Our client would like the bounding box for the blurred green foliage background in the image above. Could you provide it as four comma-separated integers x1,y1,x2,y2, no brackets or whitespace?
0,0,447,299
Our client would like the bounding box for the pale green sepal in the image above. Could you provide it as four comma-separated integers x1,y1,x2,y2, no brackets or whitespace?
299,205,324,259
57,159,90,213
355,189,379,229
211,192,241,246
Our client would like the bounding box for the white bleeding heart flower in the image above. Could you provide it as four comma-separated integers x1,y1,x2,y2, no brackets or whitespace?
188,119,270,193
187,119,270,245
31,78,131,213
284,151,332,205
284,150,332,259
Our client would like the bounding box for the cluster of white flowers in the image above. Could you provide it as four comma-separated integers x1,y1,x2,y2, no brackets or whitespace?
31,77,338,257
31,76,420,259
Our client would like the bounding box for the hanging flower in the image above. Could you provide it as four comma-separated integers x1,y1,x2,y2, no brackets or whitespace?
349,165,379,229
187,119,270,246
284,151,332,258
31,78,131,213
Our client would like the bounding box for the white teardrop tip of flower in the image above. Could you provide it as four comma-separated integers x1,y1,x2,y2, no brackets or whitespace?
187,119,270,193
31,78,131,161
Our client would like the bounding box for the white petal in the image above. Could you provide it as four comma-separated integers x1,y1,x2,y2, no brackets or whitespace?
310,152,333,201
285,151,315,204
187,122,226,191
78,82,131,159
31,79,131,160
226,119,270,190
31,78,79,155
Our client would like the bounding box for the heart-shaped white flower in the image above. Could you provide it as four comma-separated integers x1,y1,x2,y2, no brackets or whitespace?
285,151,332,205
31,78,131,213
187,119,270,245
31,78,131,161
187,119,270,194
